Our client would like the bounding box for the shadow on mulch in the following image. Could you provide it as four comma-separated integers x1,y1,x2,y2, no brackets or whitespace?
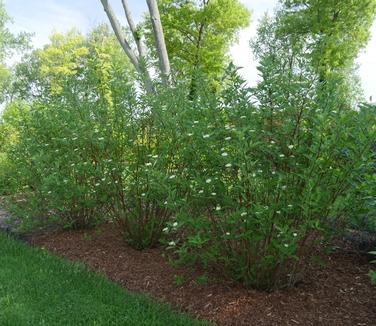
31,223,376,326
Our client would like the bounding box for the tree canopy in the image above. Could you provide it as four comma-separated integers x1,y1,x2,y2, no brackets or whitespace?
144,0,250,87
0,0,29,102
9,25,133,105
278,0,376,80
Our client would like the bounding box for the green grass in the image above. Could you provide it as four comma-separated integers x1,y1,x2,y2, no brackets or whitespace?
0,233,209,326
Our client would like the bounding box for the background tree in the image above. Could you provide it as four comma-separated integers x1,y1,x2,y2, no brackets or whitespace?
0,1,30,193
144,0,250,92
254,0,376,108
9,25,133,104
278,0,376,83
0,1,12,94
0,0,29,102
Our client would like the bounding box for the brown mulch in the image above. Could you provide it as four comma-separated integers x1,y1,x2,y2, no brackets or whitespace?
31,223,376,326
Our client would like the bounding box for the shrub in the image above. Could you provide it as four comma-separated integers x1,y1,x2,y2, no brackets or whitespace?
7,60,183,242
0,152,17,195
0,101,30,195
107,87,186,249
5,27,134,229
8,63,374,289
4,22,374,292
5,28,184,243
160,69,376,290
9,99,112,228
343,104,376,233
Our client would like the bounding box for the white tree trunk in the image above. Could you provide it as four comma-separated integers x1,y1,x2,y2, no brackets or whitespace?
146,0,171,84
100,0,154,93
100,0,139,69
121,0,147,60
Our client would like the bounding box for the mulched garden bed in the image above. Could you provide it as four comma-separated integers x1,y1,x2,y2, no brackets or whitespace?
31,222,376,326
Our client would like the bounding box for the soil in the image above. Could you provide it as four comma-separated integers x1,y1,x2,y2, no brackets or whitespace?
29,222,376,326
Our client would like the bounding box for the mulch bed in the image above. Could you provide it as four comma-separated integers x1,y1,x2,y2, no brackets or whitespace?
31,223,376,326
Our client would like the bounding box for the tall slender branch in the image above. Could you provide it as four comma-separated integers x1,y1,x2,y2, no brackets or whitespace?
100,0,154,93
121,0,147,60
146,0,171,84
100,0,140,69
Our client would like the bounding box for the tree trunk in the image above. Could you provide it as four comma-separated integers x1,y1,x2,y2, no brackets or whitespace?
146,0,171,84
121,0,147,60
100,0,154,93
